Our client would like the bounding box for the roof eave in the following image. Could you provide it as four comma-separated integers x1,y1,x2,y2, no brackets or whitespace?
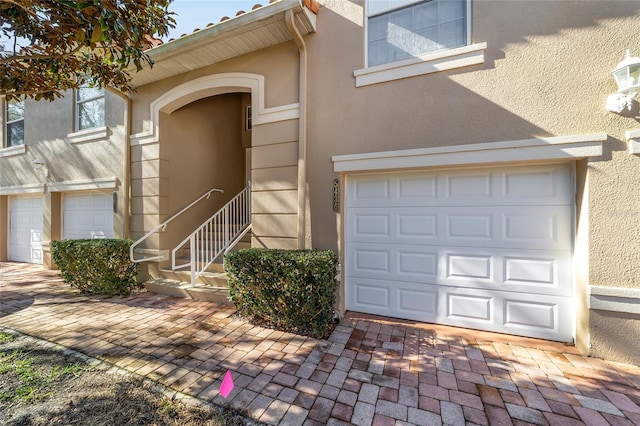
129,0,317,87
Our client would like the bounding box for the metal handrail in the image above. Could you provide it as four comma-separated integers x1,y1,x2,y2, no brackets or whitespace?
171,184,251,286
130,187,224,263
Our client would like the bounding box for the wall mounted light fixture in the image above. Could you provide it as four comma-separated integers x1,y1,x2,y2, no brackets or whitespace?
33,159,49,178
606,50,640,113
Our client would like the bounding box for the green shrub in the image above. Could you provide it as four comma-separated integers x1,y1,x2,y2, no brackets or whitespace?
51,239,138,296
225,248,338,339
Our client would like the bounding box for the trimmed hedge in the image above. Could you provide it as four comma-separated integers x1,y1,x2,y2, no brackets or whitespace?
51,239,138,296
225,248,338,339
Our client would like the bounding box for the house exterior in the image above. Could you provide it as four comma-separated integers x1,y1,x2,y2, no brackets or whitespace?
0,87,130,267
2,0,640,366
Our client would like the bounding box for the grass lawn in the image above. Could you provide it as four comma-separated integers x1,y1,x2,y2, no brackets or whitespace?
0,330,258,426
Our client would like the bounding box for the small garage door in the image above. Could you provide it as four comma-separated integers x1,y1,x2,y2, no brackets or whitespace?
345,163,574,341
9,196,44,264
63,193,114,239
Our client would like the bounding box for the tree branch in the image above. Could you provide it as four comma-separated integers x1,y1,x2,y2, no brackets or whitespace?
0,43,88,64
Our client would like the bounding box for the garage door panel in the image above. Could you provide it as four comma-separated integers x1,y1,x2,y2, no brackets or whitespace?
348,165,571,208
353,178,391,202
9,197,43,264
446,249,572,296
349,243,437,283
446,253,492,280
503,167,570,201
346,163,573,341
349,243,571,296
352,279,391,309
446,172,493,200
63,194,113,239
440,287,572,341
399,288,438,317
398,176,437,200
349,277,438,322
447,293,493,323
352,212,391,238
349,206,570,250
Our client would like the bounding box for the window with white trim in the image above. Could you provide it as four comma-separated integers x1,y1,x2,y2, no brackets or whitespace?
367,0,469,67
5,98,25,147
76,86,105,131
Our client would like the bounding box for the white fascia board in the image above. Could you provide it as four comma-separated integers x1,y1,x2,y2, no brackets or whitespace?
47,177,118,192
332,133,607,173
0,183,45,195
146,0,303,60
589,285,640,315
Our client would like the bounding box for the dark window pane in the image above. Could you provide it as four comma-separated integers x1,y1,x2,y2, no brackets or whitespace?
78,98,105,130
7,121,24,146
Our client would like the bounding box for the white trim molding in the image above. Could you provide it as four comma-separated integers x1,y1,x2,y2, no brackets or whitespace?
332,133,607,172
354,42,487,88
0,183,45,195
625,129,640,154
47,177,118,192
130,73,299,146
589,285,640,315
0,144,26,158
67,126,108,144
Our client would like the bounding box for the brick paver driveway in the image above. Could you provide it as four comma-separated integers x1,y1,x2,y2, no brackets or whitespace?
2,262,640,425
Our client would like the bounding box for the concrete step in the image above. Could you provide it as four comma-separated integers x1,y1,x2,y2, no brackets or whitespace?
171,258,225,273
179,241,251,258
145,278,230,304
159,268,229,287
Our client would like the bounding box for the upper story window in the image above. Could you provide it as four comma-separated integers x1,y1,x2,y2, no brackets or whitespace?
76,86,105,131
5,98,25,147
367,0,469,67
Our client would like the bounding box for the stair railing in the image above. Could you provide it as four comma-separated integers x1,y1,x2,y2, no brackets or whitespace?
171,184,251,287
129,187,224,263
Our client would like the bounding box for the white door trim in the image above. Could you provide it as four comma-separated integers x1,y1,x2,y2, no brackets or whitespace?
332,133,606,172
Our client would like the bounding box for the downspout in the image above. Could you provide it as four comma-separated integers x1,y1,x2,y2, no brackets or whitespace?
107,87,131,239
285,6,310,249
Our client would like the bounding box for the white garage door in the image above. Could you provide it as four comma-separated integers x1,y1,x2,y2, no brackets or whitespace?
345,163,574,341
9,196,44,264
63,193,114,239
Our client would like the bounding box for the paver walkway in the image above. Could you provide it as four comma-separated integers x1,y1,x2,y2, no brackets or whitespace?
2,262,640,425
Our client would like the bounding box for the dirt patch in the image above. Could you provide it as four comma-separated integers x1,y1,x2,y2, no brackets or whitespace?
0,329,261,426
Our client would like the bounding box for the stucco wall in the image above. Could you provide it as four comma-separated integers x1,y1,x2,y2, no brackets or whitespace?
123,0,640,364
130,43,299,135
307,0,640,364
0,91,128,266
162,94,245,250
129,40,302,262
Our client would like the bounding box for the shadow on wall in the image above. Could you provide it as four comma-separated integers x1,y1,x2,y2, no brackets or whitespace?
590,309,640,366
307,0,640,250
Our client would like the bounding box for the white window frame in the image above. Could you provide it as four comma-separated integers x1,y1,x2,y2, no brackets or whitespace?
5,97,25,148
75,86,105,132
365,0,472,68
357,0,482,87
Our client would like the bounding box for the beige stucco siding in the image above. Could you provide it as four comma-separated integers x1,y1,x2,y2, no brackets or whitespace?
128,39,303,262
0,91,128,267
130,43,299,134
307,0,640,364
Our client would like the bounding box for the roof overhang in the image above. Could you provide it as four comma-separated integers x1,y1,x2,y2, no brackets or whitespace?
129,0,317,87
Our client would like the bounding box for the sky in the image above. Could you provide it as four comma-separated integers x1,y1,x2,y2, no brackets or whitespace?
166,0,261,40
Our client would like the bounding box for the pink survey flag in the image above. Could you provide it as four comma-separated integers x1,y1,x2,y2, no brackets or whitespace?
220,370,234,398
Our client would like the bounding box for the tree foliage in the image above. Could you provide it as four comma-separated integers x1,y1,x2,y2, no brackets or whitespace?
0,0,175,100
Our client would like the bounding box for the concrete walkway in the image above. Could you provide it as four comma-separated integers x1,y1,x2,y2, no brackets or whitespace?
2,262,640,426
